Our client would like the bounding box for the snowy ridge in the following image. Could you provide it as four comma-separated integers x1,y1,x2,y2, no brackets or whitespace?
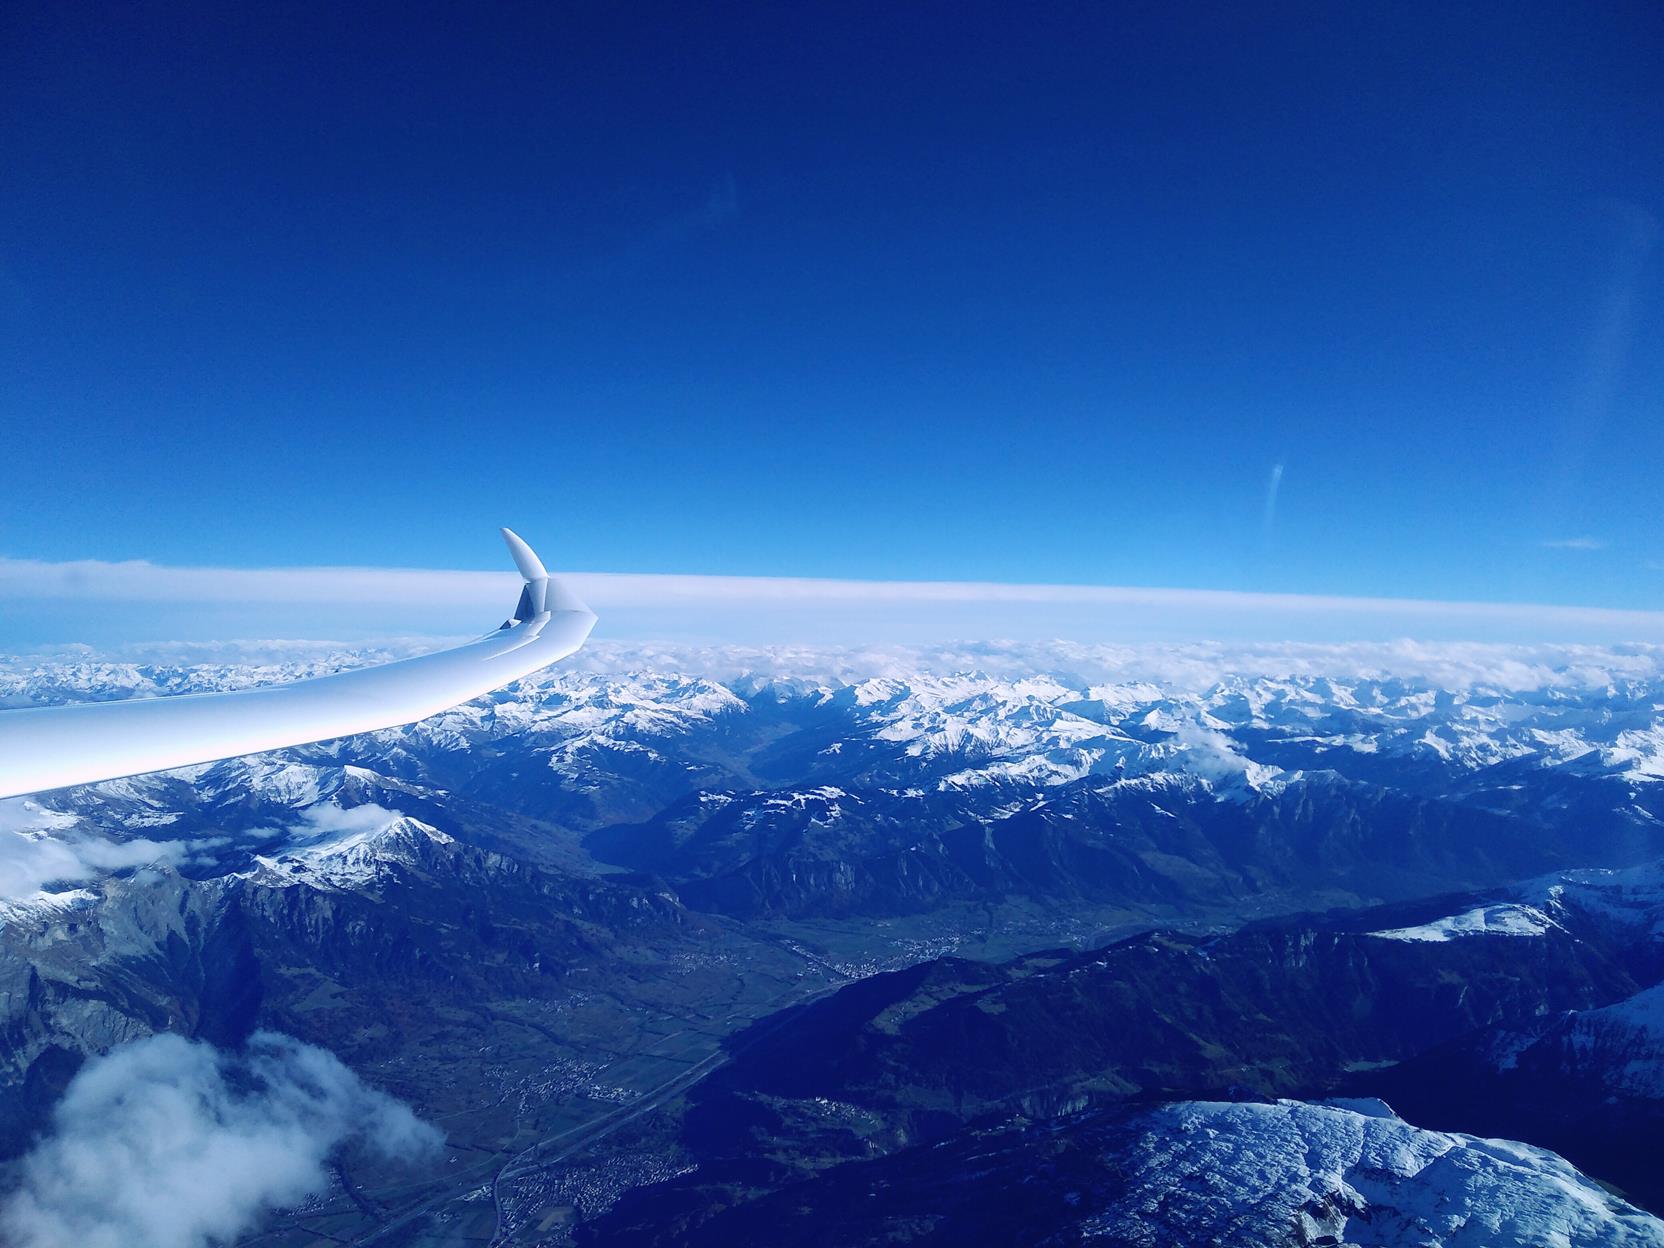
1368,903,1561,943
1362,860,1664,949
247,814,454,890
1084,1099,1663,1247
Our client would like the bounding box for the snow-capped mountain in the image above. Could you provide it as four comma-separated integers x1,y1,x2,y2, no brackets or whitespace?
5,642,1664,1244
244,813,457,889
8,642,1664,800
6,642,1663,922
1087,1098,1661,1248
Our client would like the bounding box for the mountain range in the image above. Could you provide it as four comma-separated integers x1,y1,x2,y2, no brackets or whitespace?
2,642,1662,1245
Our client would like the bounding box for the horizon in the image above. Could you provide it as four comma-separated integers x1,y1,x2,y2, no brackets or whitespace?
8,545,1664,650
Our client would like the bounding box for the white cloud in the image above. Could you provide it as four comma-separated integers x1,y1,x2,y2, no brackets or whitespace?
242,801,406,850
0,799,186,900
1541,537,1606,551
1173,721,1276,786
292,801,404,837
0,1031,441,1248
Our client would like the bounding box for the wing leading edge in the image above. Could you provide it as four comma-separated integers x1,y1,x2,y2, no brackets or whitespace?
0,529,596,801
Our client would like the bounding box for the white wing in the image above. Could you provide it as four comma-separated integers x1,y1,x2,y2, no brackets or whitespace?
0,529,596,800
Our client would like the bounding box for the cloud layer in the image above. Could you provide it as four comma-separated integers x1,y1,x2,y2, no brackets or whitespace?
5,555,1664,646
554,638,1664,694
0,1031,441,1248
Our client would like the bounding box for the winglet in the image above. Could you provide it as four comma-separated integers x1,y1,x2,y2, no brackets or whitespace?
500,528,591,627
501,527,549,582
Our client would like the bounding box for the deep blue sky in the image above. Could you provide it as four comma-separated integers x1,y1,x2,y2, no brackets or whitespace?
2,2,1661,610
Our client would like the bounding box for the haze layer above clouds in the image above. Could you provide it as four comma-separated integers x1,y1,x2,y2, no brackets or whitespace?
6,556,1664,649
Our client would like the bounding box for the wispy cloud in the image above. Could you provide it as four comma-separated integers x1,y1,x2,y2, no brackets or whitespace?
4,555,1664,646
1541,537,1606,551
1569,201,1658,434
1260,462,1285,545
0,1031,440,1248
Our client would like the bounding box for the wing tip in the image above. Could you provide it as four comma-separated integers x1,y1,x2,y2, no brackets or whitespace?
500,527,549,583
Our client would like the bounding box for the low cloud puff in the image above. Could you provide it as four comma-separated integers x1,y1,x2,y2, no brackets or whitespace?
292,801,405,839
1173,721,1268,783
243,801,407,853
0,1031,441,1248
